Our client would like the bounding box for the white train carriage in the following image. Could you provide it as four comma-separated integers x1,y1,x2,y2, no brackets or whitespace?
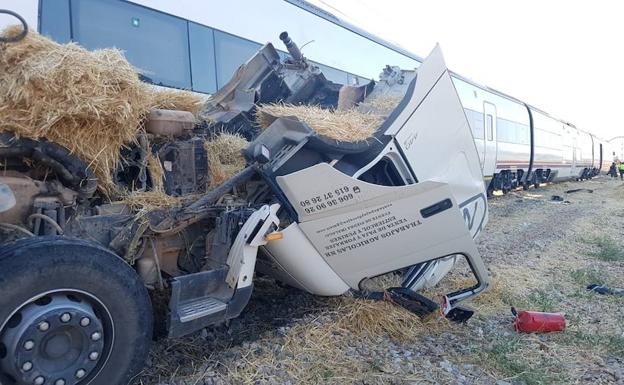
609,137,624,161
0,0,612,191
452,73,608,193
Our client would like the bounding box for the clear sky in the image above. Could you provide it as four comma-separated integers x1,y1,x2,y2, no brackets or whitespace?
310,0,623,140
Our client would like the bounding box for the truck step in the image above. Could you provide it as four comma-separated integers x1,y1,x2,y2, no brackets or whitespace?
387,287,439,317
178,297,226,323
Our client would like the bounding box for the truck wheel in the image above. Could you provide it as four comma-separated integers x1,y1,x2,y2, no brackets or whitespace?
0,237,152,385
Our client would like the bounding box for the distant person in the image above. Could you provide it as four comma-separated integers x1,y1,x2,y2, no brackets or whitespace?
618,161,624,180
609,162,618,178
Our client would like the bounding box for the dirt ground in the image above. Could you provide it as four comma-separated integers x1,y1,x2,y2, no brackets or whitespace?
136,176,624,385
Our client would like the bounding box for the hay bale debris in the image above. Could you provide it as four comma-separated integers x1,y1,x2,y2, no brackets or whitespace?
122,190,182,212
204,133,249,189
256,103,383,142
148,88,204,117
358,94,402,116
0,26,203,194
335,298,427,341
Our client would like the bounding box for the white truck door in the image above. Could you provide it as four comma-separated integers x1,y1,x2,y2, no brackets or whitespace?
276,164,488,291
482,102,498,177
386,45,488,240
274,45,489,297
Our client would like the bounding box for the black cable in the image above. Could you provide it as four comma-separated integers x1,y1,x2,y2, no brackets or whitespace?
0,9,28,43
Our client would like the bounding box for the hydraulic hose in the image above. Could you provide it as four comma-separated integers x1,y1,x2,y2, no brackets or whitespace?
0,10,28,43
0,134,98,198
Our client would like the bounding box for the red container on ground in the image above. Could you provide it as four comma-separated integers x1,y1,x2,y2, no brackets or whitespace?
513,310,566,333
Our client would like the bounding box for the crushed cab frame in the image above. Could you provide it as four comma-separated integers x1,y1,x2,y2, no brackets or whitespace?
156,43,490,335
0,22,489,385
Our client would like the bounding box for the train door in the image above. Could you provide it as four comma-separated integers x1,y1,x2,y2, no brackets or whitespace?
571,134,578,177
599,143,603,173
482,102,497,175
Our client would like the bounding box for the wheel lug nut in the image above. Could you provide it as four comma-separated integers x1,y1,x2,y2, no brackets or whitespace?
80,317,91,327
38,321,50,331
24,340,35,350
75,369,86,379
91,332,101,341
55,379,66,385
22,361,33,371
34,376,45,385
60,313,71,323
89,351,99,361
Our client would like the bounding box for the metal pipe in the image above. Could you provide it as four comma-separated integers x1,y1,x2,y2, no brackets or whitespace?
27,213,64,235
0,222,34,237
0,135,98,198
148,238,165,290
186,165,256,211
279,31,303,62
148,166,257,233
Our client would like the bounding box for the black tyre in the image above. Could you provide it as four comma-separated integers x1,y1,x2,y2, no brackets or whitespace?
0,237,153,385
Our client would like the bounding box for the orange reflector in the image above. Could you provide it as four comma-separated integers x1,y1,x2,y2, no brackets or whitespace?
265,232,284,241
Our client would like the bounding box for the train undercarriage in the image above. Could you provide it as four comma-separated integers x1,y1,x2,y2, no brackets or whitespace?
487,166,599,196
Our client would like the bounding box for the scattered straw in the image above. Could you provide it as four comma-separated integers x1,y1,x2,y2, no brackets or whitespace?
256,103,383,142
146,152,165,192
121,153,198,211
148,88,204,116
359,94,402,116
335,298,428,341
0,27,203,195
122,190,182,211
204,133,248,189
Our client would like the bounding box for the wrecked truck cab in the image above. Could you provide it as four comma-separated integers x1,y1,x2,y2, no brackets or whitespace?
246,45,489,315
0,19,489,384
201,36,343,140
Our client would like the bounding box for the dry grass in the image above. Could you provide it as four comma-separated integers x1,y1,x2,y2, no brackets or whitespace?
0,27,202,195
335,297,438,341
222,297,444,385
223,324,367,385
204,133,248,189
428,267,531,316
256,103,383,142
359,271,403,292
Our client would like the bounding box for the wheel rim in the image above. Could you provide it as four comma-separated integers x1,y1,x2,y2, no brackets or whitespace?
0,290,114,385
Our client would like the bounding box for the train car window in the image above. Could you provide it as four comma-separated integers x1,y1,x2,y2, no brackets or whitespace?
464,109,484,139
40,0,71,43
189,22,217,94
313,62,349,84
70,0,192,89
496,119,530,145
486,114,494,141
346,73,367,86
452,77,482,112
498,119,511,143
214,31,262,88
535,128,563,150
